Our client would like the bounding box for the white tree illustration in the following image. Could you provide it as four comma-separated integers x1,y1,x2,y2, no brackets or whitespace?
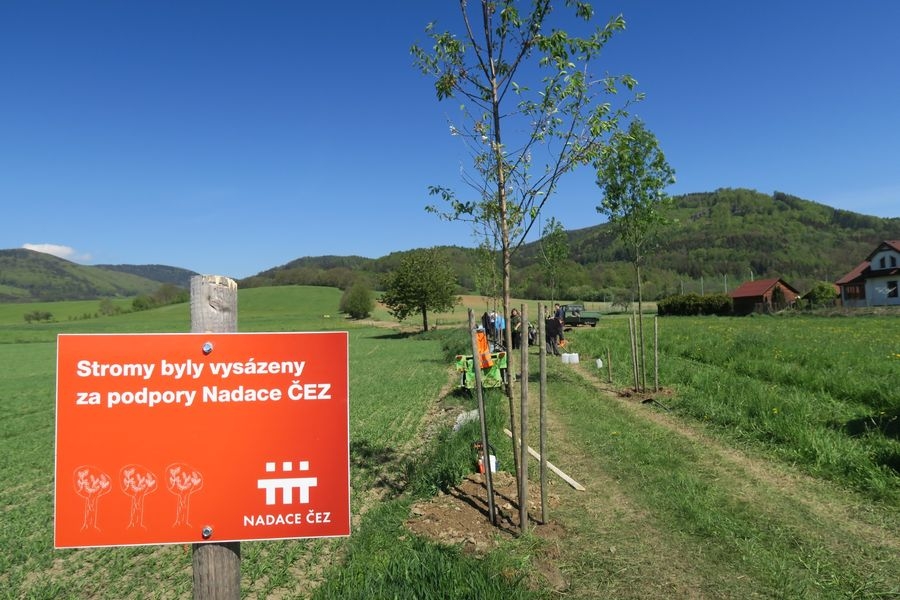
166,463,203,526
120,464,158,529
73,466,112,531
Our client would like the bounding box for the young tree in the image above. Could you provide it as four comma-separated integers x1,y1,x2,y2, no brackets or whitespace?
380,248,460,332
595,118,675,390
412,0,638,369
473,237,502,311
538,217,569,304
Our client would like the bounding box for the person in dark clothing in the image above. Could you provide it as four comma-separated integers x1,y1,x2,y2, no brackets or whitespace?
481,311,493,341
510,308,522,349
545,316,563,356
552,304,565,343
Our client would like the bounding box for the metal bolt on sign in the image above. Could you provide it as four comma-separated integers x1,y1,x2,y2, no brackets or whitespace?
201,526,213,540
202,342,214,355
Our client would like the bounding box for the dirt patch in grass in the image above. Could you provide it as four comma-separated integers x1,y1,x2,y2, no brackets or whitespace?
405,470,570,592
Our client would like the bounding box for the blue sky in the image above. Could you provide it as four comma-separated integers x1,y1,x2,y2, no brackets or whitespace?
2,1,898,279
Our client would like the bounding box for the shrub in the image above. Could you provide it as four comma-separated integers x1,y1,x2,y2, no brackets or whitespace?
132,285,189,312
23,311,53,323
804,281,839,308
658,293,733,316
339,282,375,319
98,298,120,316
132,295,154,311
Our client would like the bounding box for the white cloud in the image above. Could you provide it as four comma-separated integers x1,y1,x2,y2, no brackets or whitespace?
22,243,92,262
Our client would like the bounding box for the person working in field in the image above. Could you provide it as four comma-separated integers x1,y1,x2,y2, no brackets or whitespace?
494,311,506,346
545,315,563,356
510,308,522,349
552,304,565,345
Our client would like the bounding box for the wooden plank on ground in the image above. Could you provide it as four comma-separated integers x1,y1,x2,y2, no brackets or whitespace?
503,428,585,491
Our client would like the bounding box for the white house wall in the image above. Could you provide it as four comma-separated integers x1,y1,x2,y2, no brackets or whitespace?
864,276,900,306
870,248,900,270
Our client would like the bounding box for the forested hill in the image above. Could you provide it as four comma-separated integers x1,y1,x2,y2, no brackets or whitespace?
540,189,900,297
3,189,898,303
243,189,900,300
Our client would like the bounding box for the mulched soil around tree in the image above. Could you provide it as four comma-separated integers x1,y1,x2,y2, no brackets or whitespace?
404,470,570,592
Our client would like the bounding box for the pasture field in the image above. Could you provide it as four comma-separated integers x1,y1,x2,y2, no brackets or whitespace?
1,286,898,598
1,287,527,598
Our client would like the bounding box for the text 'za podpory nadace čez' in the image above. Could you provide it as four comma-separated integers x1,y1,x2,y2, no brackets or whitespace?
72,358,332,409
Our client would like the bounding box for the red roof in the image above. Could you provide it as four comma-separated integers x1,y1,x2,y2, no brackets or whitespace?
836,261,869,285
728,278,799,299
866,240,900,261
837,240,900,285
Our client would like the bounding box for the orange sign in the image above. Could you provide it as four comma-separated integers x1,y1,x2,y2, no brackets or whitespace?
54,332,350,548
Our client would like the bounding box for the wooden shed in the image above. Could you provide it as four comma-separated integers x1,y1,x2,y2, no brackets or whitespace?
728,278,801,315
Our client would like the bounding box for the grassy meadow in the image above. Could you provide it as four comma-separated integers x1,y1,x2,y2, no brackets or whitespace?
566,313,900,505
0,286,898,598
0,287,538,599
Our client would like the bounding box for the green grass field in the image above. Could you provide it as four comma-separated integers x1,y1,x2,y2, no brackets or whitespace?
568,314,900,505
1,287,897,598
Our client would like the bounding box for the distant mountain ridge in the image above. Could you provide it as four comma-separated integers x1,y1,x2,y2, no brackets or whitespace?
543,189,900,296
3,189,898,303
0,249,197,302
241,189,900,300
94,263,198,288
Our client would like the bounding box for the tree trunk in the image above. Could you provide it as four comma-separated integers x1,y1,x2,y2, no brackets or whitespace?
483,0,521,515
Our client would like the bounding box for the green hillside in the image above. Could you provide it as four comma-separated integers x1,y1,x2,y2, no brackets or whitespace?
569,190,894,274
94,263,198,288
0,249,179,302
543,189,900,299
4,189,898,303
243,189,900,300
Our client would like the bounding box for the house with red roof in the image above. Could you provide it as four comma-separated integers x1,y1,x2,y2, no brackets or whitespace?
728,278,801,315
836,240,900,308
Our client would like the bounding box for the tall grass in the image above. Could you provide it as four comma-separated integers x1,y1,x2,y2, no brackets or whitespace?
568,314,900,504
544,362,899,598
312,501,534,600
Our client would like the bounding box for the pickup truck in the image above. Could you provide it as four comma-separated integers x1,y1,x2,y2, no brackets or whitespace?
559,304,600,327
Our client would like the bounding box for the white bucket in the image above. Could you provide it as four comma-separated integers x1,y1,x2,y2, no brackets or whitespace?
478,454,497,474
562,353,580,364
596,358,603,369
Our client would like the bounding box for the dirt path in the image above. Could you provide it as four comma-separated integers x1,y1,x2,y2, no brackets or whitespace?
568,361,900,553
406,356,900,598
405,365,715,596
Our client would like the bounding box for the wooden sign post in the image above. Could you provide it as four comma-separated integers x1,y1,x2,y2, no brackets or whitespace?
190,275,240,600
53,276,351,600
